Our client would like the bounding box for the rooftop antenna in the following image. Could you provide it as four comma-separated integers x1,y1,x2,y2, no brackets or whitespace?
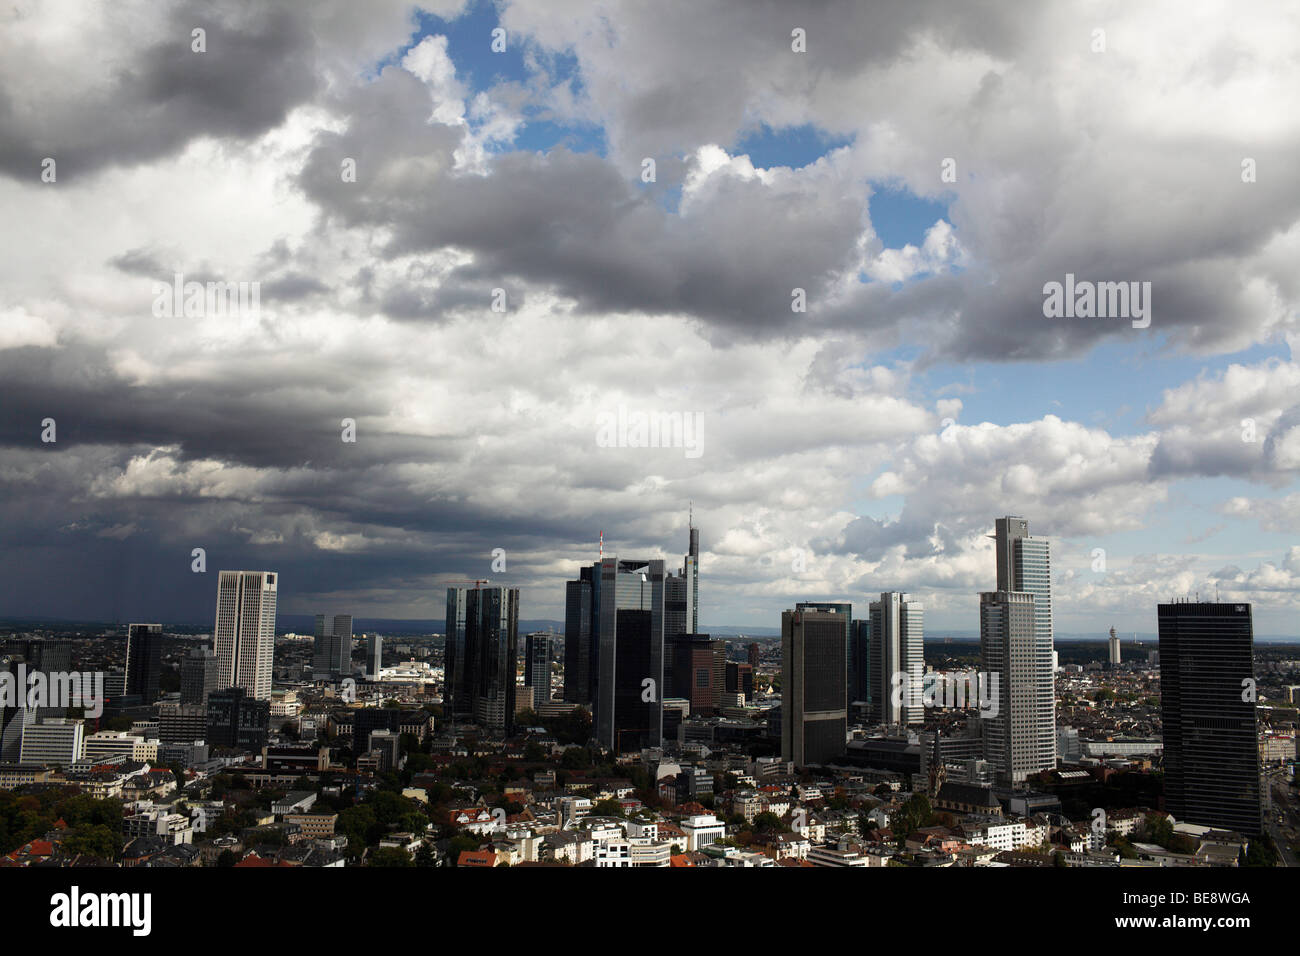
599,529,603,561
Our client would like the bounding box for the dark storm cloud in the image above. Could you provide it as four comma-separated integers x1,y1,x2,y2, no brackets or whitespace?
0,2,320,182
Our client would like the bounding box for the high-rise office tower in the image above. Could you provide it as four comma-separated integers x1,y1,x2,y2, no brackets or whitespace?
11,639,72,673
725,660,754,702
849,619,871,709
980,590,1042,784
525,632,552,706
670,633,718,715
444,586,519,733
868,593,924,726
664,571,695,642
781,608,848,766
665,523,700,694
180,647,219,705
712,639,727,701
1158,601,1261,835
206,687,270,752
1108,626,1121,666
991,516,1056,769
563,564,599,705
445,588,470,717
213,571,278,701
748,642,760,667
596,557,665,753
125,623,163,703
313,614,353,680
367,634,383,678
688,519,700,634
0,658,33,760
796,602,852,713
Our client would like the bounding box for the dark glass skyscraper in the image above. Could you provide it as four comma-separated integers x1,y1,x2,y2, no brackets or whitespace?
444,586,519,733
524,631,553,706
781,608,848,766
563,564,599,705
180,647,219,704
312,613,353,680
125,623,163,703
849,618,871,709
596,557,665,752
796,602,851,714
1158,601,1261,835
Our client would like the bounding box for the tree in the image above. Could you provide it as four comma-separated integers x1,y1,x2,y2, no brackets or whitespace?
414,842,437,868
369,847,414,867
62,824,119,859
560,747,591,770
216,849,237,867
1245,833,1279,867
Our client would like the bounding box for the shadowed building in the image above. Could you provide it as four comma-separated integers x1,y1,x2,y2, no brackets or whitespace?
782,608,847,767
1158,601,1261,835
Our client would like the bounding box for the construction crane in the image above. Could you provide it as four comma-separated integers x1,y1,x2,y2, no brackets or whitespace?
443,579,492,588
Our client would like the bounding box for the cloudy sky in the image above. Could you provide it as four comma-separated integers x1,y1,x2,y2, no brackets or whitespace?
1,0,1298,636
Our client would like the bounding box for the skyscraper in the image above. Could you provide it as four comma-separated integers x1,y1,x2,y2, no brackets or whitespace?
670,633,718,715
725,660,754,702
206,687,270,752
444,586,519,733
781,608,847,766
688,519,700,634
988,517,1056,773
525,632,552,707
180,647,219,705
367,633,383,678
1108,626,1121,666
980,590,1041,784
313,613,353,680
1158,601,1261,835
563,564,599,705
796,602,852,714
664,571,695,642
213,571,278,701
125,623,163,703
868,593,924,726
595,557,665,753
849,618,871,709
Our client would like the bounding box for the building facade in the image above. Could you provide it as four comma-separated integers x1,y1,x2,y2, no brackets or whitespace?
1158,601,1261,835
781,608,848,767
214,571,278,701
